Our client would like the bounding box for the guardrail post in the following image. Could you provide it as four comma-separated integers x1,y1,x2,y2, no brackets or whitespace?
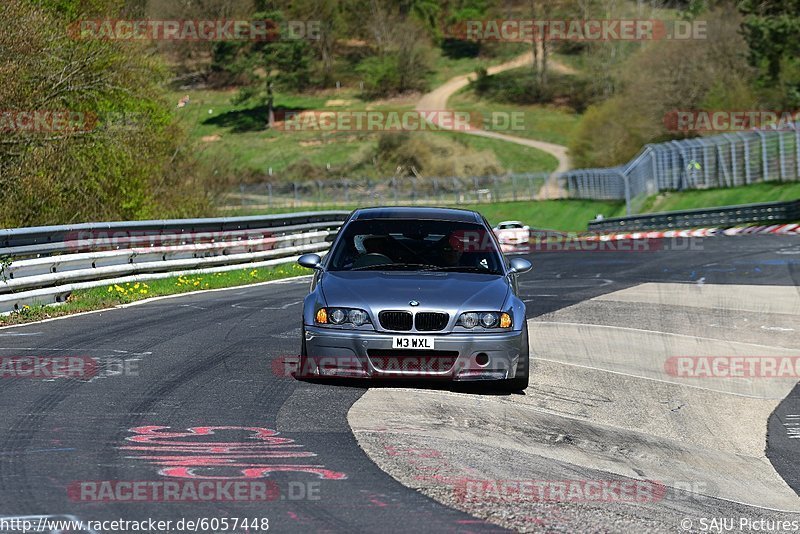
778,129,787,181
716,143,731,186
758,130,769,181
293,182,298,208
724,135,736,188
737,132,752,184
795,125,800,178
510,175,516,201
623,173,631,216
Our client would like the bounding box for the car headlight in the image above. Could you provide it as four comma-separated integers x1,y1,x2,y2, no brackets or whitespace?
315,307,371,327
457,311,512,329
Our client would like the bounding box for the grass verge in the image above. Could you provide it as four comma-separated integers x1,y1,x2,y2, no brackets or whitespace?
224,182,800,231
225,198,625,233
0,263,311,327
462,199,625,232
638,182,800,213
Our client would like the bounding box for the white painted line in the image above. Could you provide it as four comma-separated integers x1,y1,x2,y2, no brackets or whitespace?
0,332,42,336
530,320,798,350
532,356,782,400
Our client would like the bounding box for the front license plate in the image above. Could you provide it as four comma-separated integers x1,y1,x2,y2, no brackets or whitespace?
392,336,435,350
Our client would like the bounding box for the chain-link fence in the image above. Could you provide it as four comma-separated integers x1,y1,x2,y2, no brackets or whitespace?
226,173,552,210
223,125,800,215
557,125,800,214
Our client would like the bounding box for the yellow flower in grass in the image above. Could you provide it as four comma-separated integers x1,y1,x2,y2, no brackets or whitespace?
139,289,148,294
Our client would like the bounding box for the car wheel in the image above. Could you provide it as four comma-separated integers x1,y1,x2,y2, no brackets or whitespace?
296,326,310,378
497,327,529,392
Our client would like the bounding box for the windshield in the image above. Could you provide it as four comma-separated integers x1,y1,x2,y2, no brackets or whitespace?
328,219,505,275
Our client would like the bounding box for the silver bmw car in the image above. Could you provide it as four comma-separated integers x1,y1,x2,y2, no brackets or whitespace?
296,207,532,391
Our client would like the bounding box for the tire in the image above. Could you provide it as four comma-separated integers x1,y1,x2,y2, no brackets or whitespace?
296,326,311,378
497,327,529,392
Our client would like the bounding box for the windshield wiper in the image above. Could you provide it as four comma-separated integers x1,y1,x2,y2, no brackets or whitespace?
350,263,441,271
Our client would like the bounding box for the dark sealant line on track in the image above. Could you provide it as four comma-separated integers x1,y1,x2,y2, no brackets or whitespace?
767,382,800,496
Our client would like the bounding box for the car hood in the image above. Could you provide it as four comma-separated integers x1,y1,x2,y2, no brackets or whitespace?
319,271,510,313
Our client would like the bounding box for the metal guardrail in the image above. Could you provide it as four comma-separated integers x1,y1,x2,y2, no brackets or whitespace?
587,200,800,232
0,211,348,251
0,211,350,314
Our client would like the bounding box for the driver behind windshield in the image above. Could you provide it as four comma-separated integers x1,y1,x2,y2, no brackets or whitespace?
329,219,503,274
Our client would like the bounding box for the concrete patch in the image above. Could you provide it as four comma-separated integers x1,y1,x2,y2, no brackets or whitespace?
593,283,800,316
348,283,800,531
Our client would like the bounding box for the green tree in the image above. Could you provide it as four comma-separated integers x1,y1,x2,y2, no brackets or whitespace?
0,0,211,227
738,0,800,106
569,8,755,167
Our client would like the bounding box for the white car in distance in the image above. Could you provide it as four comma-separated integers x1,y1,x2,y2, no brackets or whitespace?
493,221,530,246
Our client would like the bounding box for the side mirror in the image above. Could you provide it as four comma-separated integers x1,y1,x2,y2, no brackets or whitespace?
297,253,323,271
508,257,532,275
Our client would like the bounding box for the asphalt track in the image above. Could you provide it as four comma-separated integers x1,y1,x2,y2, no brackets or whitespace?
0,235,798,532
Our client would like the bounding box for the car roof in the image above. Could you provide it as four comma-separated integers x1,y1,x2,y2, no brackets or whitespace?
350,207,483,223
497,220,523,225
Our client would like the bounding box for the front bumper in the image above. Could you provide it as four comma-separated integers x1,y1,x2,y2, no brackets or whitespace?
300,326,524,381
